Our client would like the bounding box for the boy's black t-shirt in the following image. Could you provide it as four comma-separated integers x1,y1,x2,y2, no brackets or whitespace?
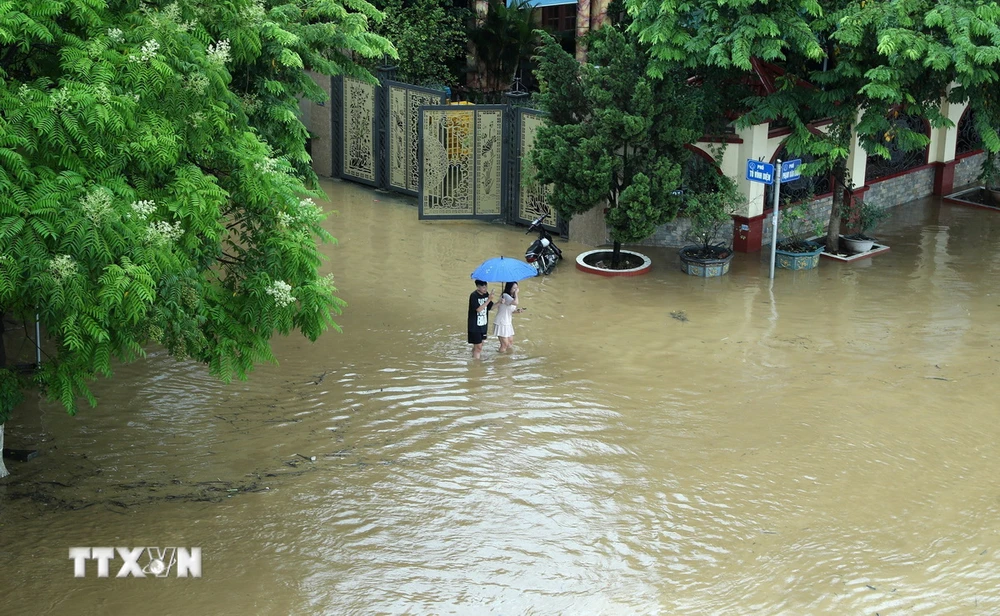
468,291,492,333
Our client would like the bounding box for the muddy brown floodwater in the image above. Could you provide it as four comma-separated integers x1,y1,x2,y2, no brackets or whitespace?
2,179,1000,615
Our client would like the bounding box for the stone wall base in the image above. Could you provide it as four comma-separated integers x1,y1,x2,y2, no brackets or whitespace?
568,157,991,251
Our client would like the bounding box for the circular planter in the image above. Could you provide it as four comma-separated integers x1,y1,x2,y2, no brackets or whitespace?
776,242,823,270
987,187,1000,206
575,249,652,277
678,246,734,277
841,235,875,254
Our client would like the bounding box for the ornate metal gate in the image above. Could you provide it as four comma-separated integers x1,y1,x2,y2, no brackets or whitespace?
513,108,556,231
418,105,507,219
385,81,447,195
330,76,557,228
333,76,378,186
384,81,445,196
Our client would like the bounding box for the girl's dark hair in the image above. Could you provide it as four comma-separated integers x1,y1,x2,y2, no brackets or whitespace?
503,281,516,297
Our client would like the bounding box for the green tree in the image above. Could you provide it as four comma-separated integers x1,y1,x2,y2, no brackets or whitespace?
363,0,469,87
217,0,395,182
468,0,539,98
0,0,392,477
682,174,744,258
627,0,1000,254
531,26,704,267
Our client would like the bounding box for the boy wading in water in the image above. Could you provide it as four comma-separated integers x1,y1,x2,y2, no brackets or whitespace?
468,279,494,359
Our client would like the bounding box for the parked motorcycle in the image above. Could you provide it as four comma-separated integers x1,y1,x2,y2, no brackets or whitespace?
524,214,563,275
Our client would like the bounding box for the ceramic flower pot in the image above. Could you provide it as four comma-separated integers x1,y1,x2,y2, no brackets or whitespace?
775,241,823,270
841,235,875,254
678,246,734,277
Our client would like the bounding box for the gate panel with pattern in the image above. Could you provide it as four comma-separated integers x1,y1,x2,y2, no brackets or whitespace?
333,76,378,186
513,108,557,231
385,81,447,195
329,76,558,229
418,105,508,220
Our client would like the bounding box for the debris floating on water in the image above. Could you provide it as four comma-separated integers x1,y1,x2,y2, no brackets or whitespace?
670,311,688,322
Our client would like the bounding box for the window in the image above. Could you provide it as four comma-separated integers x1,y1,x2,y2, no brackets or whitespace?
541,5,576,34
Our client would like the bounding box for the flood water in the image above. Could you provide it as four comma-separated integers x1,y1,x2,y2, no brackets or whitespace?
2,180,1000,615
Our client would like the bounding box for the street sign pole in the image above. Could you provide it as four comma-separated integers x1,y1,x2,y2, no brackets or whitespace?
769,159,782,280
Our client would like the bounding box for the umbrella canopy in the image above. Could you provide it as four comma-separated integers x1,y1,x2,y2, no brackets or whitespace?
470,256,538,283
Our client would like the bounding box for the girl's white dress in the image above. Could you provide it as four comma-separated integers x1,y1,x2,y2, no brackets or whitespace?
493,293,516,337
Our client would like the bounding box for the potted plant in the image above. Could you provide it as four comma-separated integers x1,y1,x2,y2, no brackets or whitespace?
678,176,742,277
840,199,892,254
775,202,826,270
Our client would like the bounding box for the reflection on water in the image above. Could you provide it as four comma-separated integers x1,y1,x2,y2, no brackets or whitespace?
2,183,1000,615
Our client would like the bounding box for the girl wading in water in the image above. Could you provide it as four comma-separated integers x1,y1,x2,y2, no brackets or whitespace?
493,281,524,353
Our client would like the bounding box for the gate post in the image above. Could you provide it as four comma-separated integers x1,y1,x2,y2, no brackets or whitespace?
503,105,516,225
331,77,343,179
503,82,531,226
375,62,397,192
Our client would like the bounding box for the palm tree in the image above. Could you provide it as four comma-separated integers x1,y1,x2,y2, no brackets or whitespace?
468,0,538,99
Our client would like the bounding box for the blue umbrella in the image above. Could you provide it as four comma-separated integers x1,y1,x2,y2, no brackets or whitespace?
470,256,538,283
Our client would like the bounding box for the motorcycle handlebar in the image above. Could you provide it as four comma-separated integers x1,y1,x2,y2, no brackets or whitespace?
526,214,548,233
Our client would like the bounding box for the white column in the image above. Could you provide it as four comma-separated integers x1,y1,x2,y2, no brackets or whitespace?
846,115,868,189
933,97,968,164
736,122,770,217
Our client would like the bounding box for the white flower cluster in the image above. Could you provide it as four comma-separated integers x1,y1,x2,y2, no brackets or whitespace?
130,199,156,220
146,3,191,30
18,84,30,99
240,1,266,25
86,39,107,59
146,220,183,245
206,39,231,67
276,211,294,228
159,2,181,23
81,187,114,223
184,72,210,95
297,198,323,224
94,84,112,104
49,254,78,282
108,28,125,44
48,88,71,113
317,273,337,292
129,39,160,63
188,111,206,128
240,93,261,114
265,280,296,307
255,157,280,175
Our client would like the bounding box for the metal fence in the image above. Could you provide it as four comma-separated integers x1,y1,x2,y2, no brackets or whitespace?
330,75,559,233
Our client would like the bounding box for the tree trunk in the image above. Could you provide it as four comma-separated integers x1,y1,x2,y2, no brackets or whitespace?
0,423,8,479
825,157,849,253
611,240,622,267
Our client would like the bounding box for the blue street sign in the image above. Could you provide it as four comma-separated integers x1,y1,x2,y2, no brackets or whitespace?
780,159,802,183
746,160,774,185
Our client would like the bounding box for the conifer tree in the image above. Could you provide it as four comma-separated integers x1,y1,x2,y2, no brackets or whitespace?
531,25,704,267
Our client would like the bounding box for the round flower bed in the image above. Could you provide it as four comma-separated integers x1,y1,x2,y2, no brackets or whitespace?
575,249,652,277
